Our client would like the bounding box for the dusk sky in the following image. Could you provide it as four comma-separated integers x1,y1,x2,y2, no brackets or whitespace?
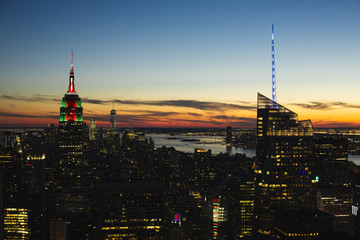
0,1,359,128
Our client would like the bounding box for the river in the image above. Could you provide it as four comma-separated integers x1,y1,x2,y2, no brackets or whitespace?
147,134,360,166
147,134,255,157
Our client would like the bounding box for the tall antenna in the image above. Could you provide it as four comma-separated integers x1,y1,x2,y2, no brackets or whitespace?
272,23,276,103
71,49,74,72
68,50,76,93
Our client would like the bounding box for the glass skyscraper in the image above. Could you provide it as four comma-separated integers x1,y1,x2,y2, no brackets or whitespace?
255,93,316,234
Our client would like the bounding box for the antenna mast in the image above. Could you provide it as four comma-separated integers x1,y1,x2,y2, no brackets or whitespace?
272,23,276,103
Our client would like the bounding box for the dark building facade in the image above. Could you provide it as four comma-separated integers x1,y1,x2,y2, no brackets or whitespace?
110,108,116,131
225,172,255,238
273,209,333,239
226,126,232,145
317,186,352,232
314,136,350,186
99,182,166,240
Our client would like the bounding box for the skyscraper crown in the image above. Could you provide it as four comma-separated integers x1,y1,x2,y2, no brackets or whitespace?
60,51,83,122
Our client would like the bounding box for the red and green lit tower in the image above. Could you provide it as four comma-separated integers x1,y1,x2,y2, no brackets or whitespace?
56,52,89,239
58,50,85,169
60,51,83,122
57,52,89,225
57,52,90,240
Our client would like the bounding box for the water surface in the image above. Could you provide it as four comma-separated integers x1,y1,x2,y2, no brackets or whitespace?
147,134,255,157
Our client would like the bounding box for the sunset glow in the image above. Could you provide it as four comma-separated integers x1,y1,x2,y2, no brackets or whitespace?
0,1,359,128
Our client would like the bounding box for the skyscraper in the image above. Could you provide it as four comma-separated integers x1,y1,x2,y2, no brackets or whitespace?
225,172,255,238
57,52,89,238
89,118,96,141
50,218,67,240
3,208,31,240
59,51,84,168
192,148,211,196
110,103,116,131
225,126,232,146
99,182,166,239
317,186,352,232
314,136,350,186
255,93,315,234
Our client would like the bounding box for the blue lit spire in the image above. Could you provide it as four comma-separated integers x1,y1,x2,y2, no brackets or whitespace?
272,23,276,104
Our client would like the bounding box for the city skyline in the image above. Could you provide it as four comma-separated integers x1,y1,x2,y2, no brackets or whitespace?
0,1,359,128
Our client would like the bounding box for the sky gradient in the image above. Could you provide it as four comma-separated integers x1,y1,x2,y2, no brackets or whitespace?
0,0,360,128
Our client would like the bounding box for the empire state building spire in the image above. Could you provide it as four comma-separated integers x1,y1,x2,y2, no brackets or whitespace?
68,50,76,93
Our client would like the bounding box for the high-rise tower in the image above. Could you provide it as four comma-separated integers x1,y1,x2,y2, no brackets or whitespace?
255,93,315,234
110,102,116,131
59,51,84,167
57,52,89,238
58,50,86,183
89,118,96,141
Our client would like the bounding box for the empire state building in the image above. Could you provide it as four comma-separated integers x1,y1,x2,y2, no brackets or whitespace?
59,51,84,167
57,52,89,230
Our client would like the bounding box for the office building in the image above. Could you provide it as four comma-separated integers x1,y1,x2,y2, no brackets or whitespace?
317,186,352,232
210,196,228,240
89,118,96,141
314,136,350,186
273,209,333,239
192,148,211,196
3,208,31,240
0,147,23,213
99,182,166,239
255,93,315,234
50,218,67,240
225,172,255,238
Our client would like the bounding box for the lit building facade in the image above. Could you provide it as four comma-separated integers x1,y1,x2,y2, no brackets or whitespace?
3,208,30,240
99,182,166,239
89,118,96,141
255,93,316,234
211,197,228,240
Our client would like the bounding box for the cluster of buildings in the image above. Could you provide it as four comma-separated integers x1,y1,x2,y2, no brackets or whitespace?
1,55,360,240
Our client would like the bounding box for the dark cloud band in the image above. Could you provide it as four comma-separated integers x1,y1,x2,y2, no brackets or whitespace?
291,101,360,110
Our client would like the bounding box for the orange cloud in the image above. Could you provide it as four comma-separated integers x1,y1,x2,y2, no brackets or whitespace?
1,93,360,128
